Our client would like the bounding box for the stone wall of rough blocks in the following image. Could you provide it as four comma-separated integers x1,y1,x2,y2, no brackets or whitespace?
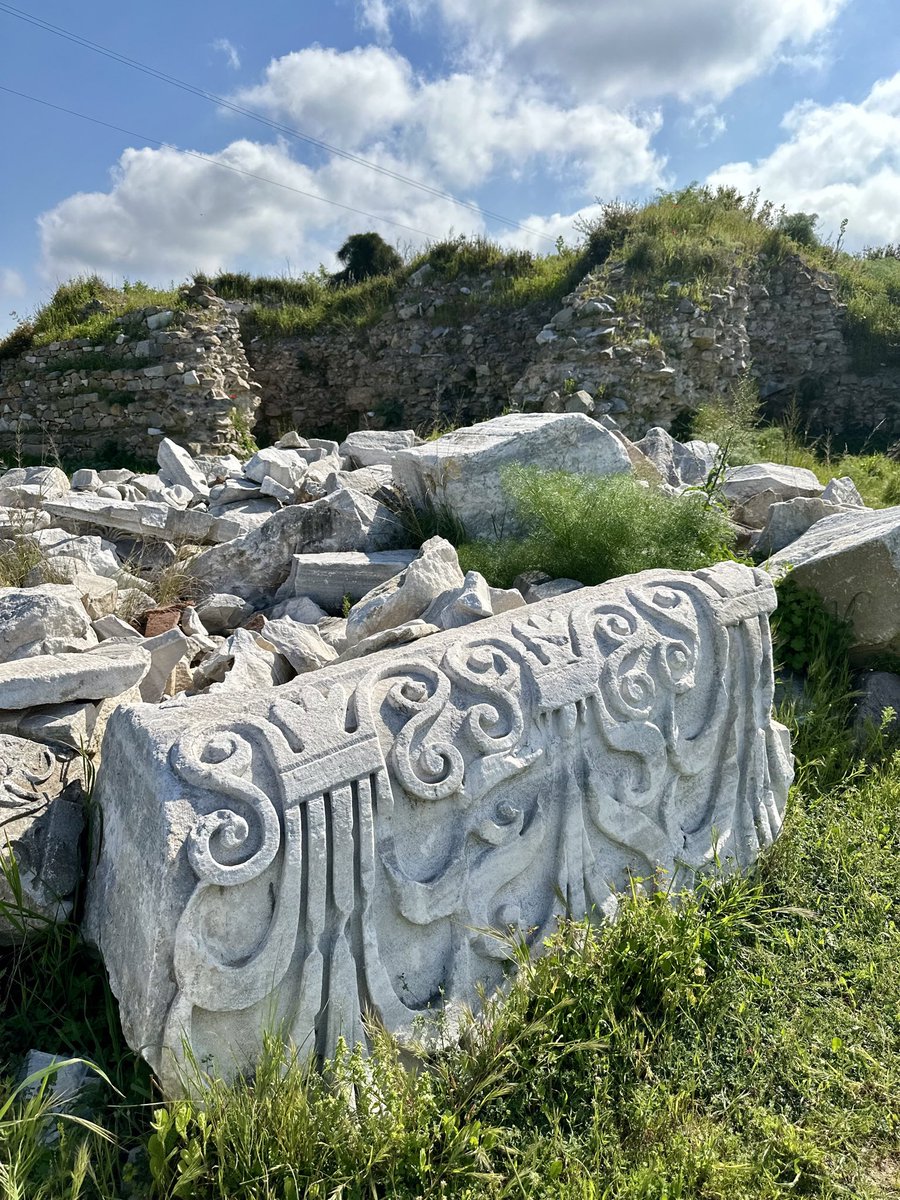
2,258,898,465
246,287,558,442
248,255,900,446
0,306,260,465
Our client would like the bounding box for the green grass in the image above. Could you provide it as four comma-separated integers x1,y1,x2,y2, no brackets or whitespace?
455,466,736,589
0,276,184,360
578,186,900,372
691,376,900,507
2,558,900,1196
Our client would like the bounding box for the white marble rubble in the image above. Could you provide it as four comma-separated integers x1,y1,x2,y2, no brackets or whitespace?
86,561,792,1094
766,505,900,656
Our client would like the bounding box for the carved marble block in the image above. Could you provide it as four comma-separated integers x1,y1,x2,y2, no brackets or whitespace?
86,562,792,1093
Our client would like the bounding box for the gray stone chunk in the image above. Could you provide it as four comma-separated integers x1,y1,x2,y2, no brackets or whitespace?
822,476,865,507
722,462,822,506
345,537,464,647
0,644,151,709
188,490,403,603
195,593,253,634
634,427,718,489
392,413,631,539
157,438,210,499
339,430,421,468
194,629,293,692
0,587,98,662
275,550,418,613
751,496,851,555
260,617,337,674
766,505,900,656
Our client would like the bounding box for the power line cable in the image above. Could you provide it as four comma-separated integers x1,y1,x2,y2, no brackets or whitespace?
0,1,556,243
0,83,442,240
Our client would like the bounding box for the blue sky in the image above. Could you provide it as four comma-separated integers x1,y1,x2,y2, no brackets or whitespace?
1,0,899,335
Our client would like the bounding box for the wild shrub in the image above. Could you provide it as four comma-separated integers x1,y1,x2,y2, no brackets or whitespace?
0,320,35,362
457,467,735,588
332,231,403,285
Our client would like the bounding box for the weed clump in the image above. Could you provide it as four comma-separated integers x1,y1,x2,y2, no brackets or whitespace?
458,466,735,589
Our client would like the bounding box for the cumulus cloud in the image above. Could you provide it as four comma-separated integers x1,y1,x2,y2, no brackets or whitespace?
392,0,845,101
36,139,485,283
234,46,416,149
212,38,241,71
0,268,26,299
36,43,667,285
708,71,900,248
232,45,664,192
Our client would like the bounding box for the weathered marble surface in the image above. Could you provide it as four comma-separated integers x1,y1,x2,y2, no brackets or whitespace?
86,562,792,1093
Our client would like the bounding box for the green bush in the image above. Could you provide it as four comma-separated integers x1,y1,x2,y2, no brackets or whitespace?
0,320,35,362
457,467,735,588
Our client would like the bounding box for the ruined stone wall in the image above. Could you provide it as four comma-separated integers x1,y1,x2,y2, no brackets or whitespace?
247,279,557,440
0,305,259,465
2,258,897,462
744,258,900,446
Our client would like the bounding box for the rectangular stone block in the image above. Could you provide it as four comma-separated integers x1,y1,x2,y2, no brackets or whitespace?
86,562,792,1094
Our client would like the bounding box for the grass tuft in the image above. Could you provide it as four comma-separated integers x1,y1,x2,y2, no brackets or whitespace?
456,466,736,589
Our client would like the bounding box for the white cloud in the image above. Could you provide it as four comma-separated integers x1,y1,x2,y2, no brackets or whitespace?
36,44,667,286
231,46,664,193
709,72,900,248
36,139,485,284
393,0,845,101
234,46,415,149
359,0,393,41
212,38,241,71
0,268,26,299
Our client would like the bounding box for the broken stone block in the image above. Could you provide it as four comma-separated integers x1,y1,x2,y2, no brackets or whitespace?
345,537,464,647
821,476,865,507
0,644,151,710
339,430,421,468
157,438,210,500
188,490,403,603
722,463,822,508
1,736,84,944
72,573,118,621
766,505,900,657
751,496,851,556
259,617,338,674
195,593,253,634
192,629,293,693
0,586,98,662
86,561,792,1093
634,428,719,489
275,550,418,613
392,413,631,539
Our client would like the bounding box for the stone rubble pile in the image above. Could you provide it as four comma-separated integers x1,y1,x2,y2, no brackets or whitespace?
3,406,898,1092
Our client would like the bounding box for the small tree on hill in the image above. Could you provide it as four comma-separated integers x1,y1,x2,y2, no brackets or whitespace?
777,210,820,248
332,232,402,285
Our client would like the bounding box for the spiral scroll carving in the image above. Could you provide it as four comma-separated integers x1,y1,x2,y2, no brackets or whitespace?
170,723,281,887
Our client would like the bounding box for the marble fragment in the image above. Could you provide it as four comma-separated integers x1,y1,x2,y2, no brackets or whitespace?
86,562,792,1094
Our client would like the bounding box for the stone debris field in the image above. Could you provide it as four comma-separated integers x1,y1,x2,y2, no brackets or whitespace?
3,410,899,1092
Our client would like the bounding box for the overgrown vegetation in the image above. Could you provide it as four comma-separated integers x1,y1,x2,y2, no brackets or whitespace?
3,188,897,363
456,466,735,589
0,276,183,360
576,186,900,373
692,373,900,507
